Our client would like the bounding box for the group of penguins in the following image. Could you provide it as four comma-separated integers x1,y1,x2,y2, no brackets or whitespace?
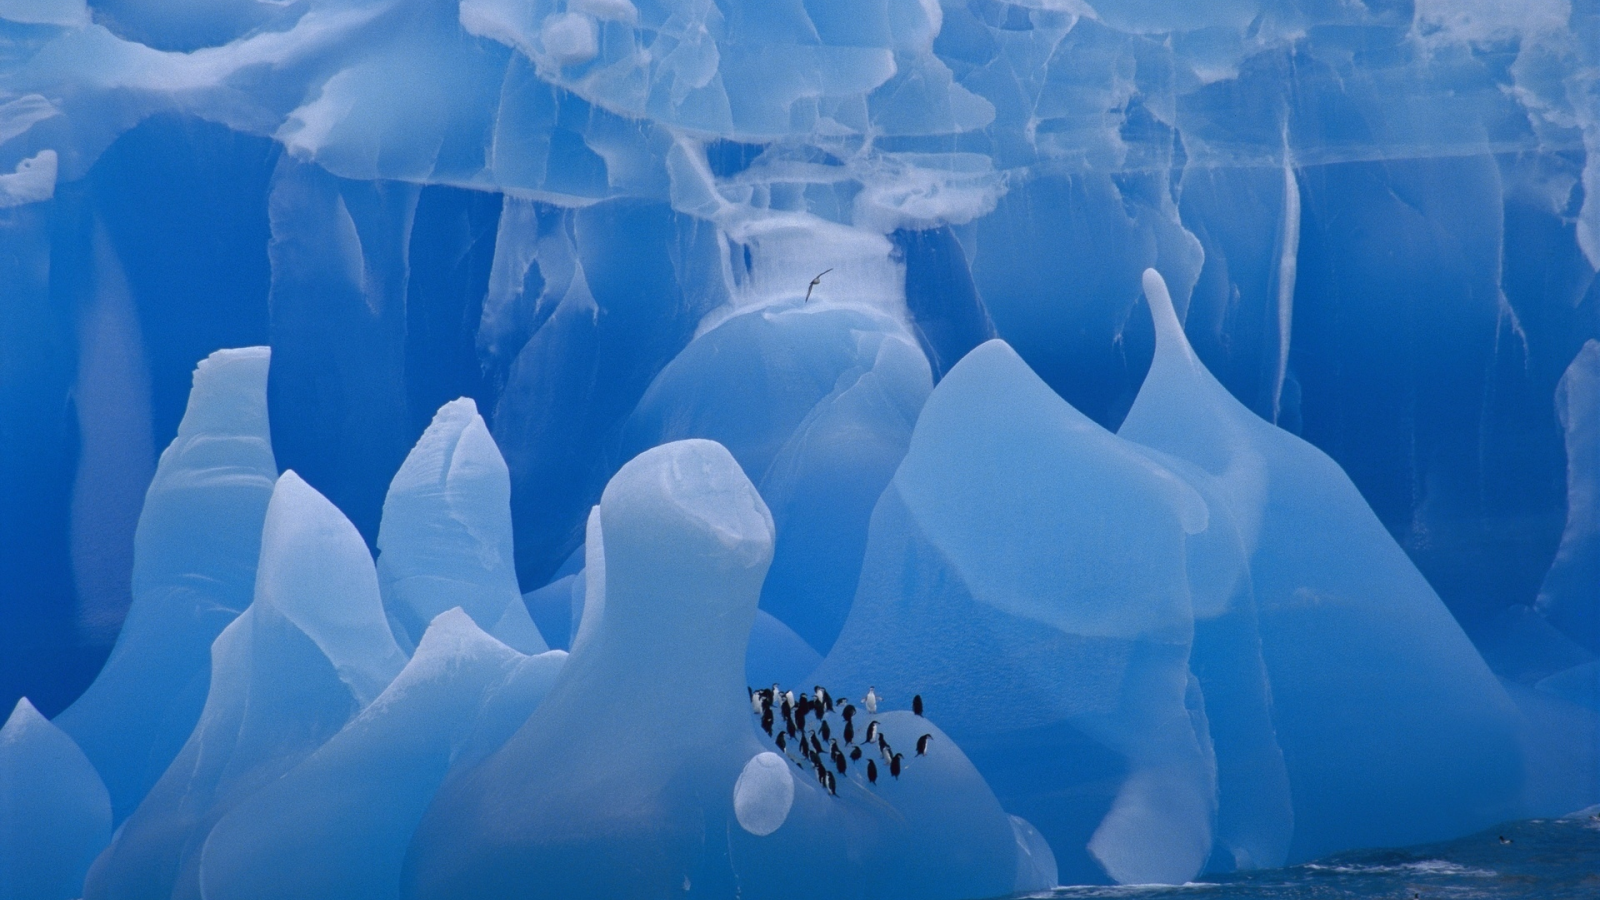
748,684,932,796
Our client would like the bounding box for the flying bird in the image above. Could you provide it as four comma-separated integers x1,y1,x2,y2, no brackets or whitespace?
805,269,833,303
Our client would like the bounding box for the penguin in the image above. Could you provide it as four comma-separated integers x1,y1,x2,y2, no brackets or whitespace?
867,759,878,784
912,694,923,717
775,732,787,752
785,690,796,707
864,721,879,744
864,687,879,714
834,751,847,774
751,691,765,715
761,708,774,735
826,770,837,795
890,753,903,779
811,733,823,756
796,706,809,730
849,745,863,761
843,720,854,744
916,734,931,756
1498,835,1512,845
786,718,797,738
820,720,832,742
814,686,831,710
841,703,856,722
878,735,891,760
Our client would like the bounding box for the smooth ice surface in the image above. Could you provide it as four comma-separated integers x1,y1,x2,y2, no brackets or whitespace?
402,439,780,897
1120,270,1525,862
54,347,277,822
2,0,1598,895
623,300,932,654
197,608,564,900
85,472,405,900
377,398,546,654
0,698,109,900
731,751,792,837
405,439,1032,900
815,339,1216,886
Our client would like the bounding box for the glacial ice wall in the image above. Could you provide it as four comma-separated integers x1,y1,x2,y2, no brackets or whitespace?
0,0,1598,895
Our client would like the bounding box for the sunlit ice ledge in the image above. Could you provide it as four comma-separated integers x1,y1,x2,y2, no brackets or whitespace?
0,0,1596,898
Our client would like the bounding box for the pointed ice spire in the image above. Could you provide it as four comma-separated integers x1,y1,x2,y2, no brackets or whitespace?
84,472,406,900
0,698,111,900
378,398,546,654
1121,268,1523,863
55,347,278,822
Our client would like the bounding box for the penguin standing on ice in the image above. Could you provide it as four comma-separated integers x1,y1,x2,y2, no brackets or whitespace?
912,694,923,716
819,720,831,742
842,720,854,744
916,734,932,756
863,687,879,714
890,754,903,779
849,745,862,762
840,703,855,722
864,721,879,744
867,759,878,784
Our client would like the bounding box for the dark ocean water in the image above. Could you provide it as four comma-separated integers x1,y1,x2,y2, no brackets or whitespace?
1031,809,1600,900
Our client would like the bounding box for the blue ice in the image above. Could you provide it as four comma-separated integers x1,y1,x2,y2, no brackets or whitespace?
0,0,1597,896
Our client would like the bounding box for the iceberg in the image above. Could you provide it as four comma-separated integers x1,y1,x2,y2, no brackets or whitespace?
0,698,109,900
1120,270,1525,861
622,299,932,654
198,608,565,900
84,472,406,900
406,439,1036,899
54,347,277,822
377,397,546,654
0,0,1597,896
814,339,1217,886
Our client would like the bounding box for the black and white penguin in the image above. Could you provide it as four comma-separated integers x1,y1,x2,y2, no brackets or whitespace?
1498,835,1513,845
916,734,932,756
819,720,831,742
878,735,891,760
912,694,923,717
811,733,823,756
864,687,879,714
761,708,774,735
864,721,879,744
814,686,832,710
890,753,903,779
840,703,856,722
867,759,878,784
775,732,787,751
843,720,854,744
826,770,837,795
849,745,862,761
